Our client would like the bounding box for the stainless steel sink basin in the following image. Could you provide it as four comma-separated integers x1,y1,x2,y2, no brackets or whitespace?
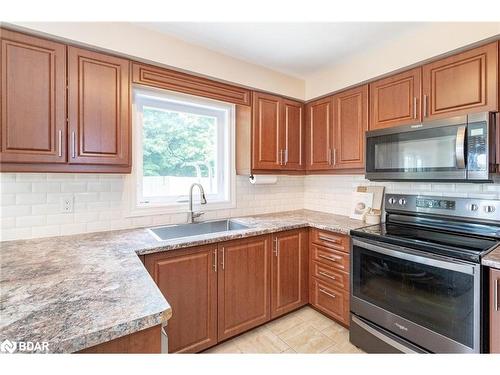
148,220,249,241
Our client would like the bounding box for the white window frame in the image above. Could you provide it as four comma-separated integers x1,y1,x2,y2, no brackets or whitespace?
127,87,236,218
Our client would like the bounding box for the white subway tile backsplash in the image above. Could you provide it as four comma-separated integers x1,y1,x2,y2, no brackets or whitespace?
6,171,499,242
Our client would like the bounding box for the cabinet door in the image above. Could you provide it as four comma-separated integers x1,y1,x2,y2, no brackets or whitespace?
145,246,218,353
491,268,500,353
306,97,333,170
332,85,368,170
369,67,421,130
218,235,271,341
68,47,130,165
0,29,66,164
271,229,308,319
252,92,281,170
282,98,304,170
422,42,498,120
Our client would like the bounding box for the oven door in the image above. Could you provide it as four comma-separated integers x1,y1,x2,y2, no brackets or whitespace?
351,238,481,353
365,121,469,181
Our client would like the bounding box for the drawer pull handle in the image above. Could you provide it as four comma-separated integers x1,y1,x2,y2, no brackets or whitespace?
318,235,340,244
319,271,336,280
495,278,499,312
318,254,338,262
319,288,336,299
213,249,217,272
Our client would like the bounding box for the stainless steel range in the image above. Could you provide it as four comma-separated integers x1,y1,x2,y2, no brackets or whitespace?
350,194,500,353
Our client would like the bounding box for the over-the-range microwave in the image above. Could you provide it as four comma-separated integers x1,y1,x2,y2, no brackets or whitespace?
365,112,497,182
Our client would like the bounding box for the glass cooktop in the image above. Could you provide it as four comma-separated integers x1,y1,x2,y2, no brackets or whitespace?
351,222,499,263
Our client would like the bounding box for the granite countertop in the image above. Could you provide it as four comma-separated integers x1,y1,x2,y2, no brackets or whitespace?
0,209,365,353
482,245,500,269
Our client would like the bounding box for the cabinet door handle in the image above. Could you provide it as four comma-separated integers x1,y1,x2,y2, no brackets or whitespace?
58,130,62,157
221,247,225,270
318,254,338,262
413,97,417,119
279,149,283,165
71,131,76,158
319,288,336,299
327,148,332,165
319,271,336,281
318,235,340,244
332,149,336,166
495,278,499,312
273,237,278,257
423,95,428,118
213,249,217,272
284,149,288,165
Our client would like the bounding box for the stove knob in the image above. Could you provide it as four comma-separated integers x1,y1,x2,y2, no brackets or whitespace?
399,198,407,206
469,204,479,212
388,197,397,205
484,205,496,213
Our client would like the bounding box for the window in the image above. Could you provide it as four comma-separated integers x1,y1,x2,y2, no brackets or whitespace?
132,88,235,214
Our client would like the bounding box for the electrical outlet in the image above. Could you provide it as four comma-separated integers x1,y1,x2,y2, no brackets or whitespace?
61,196,74,213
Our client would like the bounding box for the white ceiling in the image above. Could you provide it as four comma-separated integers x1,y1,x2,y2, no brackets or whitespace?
136,22,428,79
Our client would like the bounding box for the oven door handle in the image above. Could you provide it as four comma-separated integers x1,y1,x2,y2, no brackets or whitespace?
455,125,467,169
352,238,476,275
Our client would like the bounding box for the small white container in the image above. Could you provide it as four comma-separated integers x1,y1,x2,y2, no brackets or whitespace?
364,212,381,225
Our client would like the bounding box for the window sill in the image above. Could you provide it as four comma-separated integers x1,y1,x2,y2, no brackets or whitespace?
126,200,236,218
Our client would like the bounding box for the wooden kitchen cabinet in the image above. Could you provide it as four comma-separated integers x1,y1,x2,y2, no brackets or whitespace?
217,235,271,341
68,47,130,166
252,92,304,171
0,29,67,164
491,268,500,353
422,42,498,120
145,245,217,353
309,229,350,326
332,85,368,170
271,229,309,319
78,325,162,354
369,67,422,130
252,92,281,170
306,96,333,170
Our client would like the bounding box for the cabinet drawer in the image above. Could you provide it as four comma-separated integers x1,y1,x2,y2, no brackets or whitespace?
311,261,349,291
311,278,349,325
311,244,349,272
311,229,349,253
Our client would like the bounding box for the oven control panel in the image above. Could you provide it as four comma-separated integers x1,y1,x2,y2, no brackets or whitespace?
385,194,500,221
416,198,456,210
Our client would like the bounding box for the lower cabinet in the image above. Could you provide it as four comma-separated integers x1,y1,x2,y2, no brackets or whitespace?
144,230,310,352
145,245,217,353
309,229,351,326
217,235,271,340
491,268,500,353
271,229,309,318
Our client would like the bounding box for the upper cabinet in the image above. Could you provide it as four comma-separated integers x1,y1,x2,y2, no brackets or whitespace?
369,67,422,130
252,92,304,171
252,92,281,170
305,85,368,172
68,47,130,166
332,85,368,170
282,98,304,170
0,29,67,164
422,42,498,120
306,96,333,170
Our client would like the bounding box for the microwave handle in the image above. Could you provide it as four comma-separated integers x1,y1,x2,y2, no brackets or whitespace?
455,125,466,169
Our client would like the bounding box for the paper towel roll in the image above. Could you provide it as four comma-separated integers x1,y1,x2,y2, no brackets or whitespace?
249,175,278,185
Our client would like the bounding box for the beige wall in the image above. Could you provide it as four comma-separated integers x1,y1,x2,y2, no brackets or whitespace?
304,22,500,100
6,22,305,100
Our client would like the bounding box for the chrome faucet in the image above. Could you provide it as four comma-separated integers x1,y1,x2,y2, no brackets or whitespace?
188,183,207,223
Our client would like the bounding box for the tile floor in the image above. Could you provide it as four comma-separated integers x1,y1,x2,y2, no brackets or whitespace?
204,306,364,354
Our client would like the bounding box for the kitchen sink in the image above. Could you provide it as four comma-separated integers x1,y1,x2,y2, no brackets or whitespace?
148,220,249,241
